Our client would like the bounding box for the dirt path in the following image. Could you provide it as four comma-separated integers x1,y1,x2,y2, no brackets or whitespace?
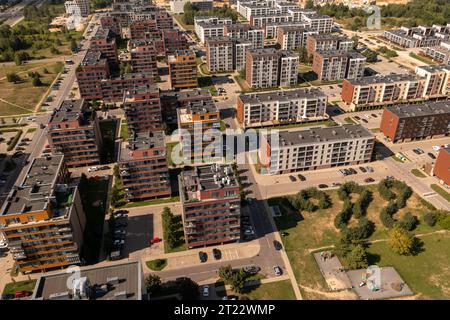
298,284,358,300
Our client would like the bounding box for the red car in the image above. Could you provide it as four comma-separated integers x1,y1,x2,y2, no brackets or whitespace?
15,291,32,298
149,237,161,245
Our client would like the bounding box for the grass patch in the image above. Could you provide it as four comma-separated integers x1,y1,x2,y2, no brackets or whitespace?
272,185,444,299
431,184,450,203
2,280,36,295
411,169,427,178
6,129,23,151
409,52,435,65
26,128,37,133
121,196,180,208
173,14,194,30
146,259,167,271
344,117,357,124
218,280,296,300
120,121,129,140
0,123,26,129
367,233,450,299
163,214,186,253
370,128,380,133
166,142,180,167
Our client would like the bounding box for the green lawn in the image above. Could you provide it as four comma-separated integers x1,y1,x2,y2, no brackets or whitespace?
409,52,435,65
218,280,296,300
3,280,36,295
411,169,427,178
121,196,180,208
173,14,194,30
367,233,450,299
272,185,444,299
431,184,450,202
163,214,186,253
120,121,129,140
166,142,181,167
344,117,357,124
146,259,167,271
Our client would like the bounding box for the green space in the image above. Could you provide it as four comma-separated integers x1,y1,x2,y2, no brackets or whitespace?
367,233,450,299
343,117,357,124
79,175,110,264
198,76,217,95
370,128,380,133
162,207,186,253
99,119,118,163
271,183,446,299
0,61,63,116
166,142,180,167
377,46,398,58
411,169,427,178
121,196,180,208
2,280,37,295
120,121,129,140
431,184,450,203
146,259,168,271
26,128,36,133
6,129,22,151
172,14,195,30
218,280,296,300
409,52,435,65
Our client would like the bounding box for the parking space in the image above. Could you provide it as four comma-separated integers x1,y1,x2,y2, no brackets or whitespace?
318,84,342,101
333,110,383,129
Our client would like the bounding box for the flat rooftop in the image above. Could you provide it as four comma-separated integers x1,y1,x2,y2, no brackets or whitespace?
416,64,450,73
50,99,86,123
178,99,218,123
239,88,326,104
180,164,238,202
248,48,279,57
123,84,159,101
309,33,351,41
32,261,143,300
81,50,107,67
91,27,113,41
120,131,165,161
386,100,450,118
177,89,212,101
273,124,374,147
346,73,418,86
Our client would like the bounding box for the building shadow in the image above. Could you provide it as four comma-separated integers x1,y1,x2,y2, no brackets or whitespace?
123,213,154,256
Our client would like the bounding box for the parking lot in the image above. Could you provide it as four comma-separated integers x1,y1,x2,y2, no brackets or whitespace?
333,110,383,130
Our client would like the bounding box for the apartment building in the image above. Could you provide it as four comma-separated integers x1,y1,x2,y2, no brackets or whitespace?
224,24,265,49
170,0,213,14
312,50,365,81
246,48,298,88
118,131,171,202
206,37,234,73
123,84,162,134
90,28,118,66
99,16,124,38
160,89,212,123
379,101,450,143
306,33,354,56
301,13,332,34
154,10,174,30
250,13,292,28
276,25,306,50
48,99,103,168
237,88,328,128
100,73,153,102
76,50,110,100
342,65,450,111
234,39,253,71
31,261,144,300
262,124,374,175
424,43,450,64
0,155,86,273
168,50,198,90
65,0,89,17
128,39,158,78
177,99,221,164
179,164,241,249
432,148,450,187
129,20,159,40
383,26,443,48
194,16,233,43
264,21,311,39
162,29,188,54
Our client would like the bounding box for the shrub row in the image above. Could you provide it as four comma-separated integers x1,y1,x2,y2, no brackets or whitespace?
289,187,331,212
378,179,413,229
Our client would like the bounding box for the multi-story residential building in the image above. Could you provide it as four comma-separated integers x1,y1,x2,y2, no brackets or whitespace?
90,28,118,66
237,88,328,128
168,50,198,90
301,13,332,34
224,24,265,48
246,48,299,88
341,65,450,111
424,42,450,64
154,10,173,30
123,84,162,134
379,101,450,143
100,73,153,102
160,89,212,123
179,164,241,249
250,13,293,28
129,20,159,40
0,155,86,273
128,39,158,78
65,0,89,17
48,99,103,168
206,37,234,73
170,0,213,14
162,29,188,54
194,16,233,43
99,16,123,38
76,50,110,100
383,26,442,48
234,39,253,71
432,148,450,187
312,50,365,81
31,261,144,300
177,99,221,164
306,33,354,56
262,124,374,174
118,131,171,202
276,25,306,51
264,21,312,39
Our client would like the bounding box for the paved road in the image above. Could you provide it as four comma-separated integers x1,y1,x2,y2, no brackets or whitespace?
0,0,45,27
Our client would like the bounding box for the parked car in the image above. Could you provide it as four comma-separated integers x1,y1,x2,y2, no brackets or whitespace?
432,145,441,151
116,221,128,228
243,265,260,275
349,168,357,175
114,210,129,215
114,230,126,236
244,229,255,235
289,175,296,182
273,266,282,276
202,285,210,297
371,113,378,118
359,166,367,173
428,152,436,159
273,240,282,251
364,177,375,183
14,291,32,298
113,240,125,247
199,251,207,263
99,166,110,170
331,182,341,187
297,174,306,181
366,166,374,173
213,248,221,260
1,293,14,300
114,213,128,219
413,149,421,155
416,148,424,154
318,184,328,189
88,166,99,172
362,118,368,123
354,116,361,120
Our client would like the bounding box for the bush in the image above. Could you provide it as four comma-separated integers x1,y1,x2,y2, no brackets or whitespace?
145,274,161,294
6,130,23,151
423,212,436,227
289,187,331,212
378,179,413,228
398,212,418,231
435,210,450,230
345,245,368,269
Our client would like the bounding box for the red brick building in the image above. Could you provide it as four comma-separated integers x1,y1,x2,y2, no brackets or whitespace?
179,164,241,249
128,39,158,79
162,29,188,55
48,99,103,167
168,50,198,90
123,84,162,134
100,73,153,103
119,131,171,202
90,28,118,66
129,20,159,40
433,148,450,187
76,50,110,100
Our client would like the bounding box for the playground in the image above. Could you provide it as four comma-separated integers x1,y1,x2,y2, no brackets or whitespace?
313,251,352,291
347,267,413,300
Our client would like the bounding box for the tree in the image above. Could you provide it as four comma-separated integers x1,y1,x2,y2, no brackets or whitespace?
423,212,436,227
398,212,418,231
304,0,314,9
229,269,247,294
6,73,21,83
176,277,199,300
145,274,161,294
345,245,368,269
218,265,234,284
387,225,415,255
351,35,359,50
32,75,42,86
70,38,78,53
